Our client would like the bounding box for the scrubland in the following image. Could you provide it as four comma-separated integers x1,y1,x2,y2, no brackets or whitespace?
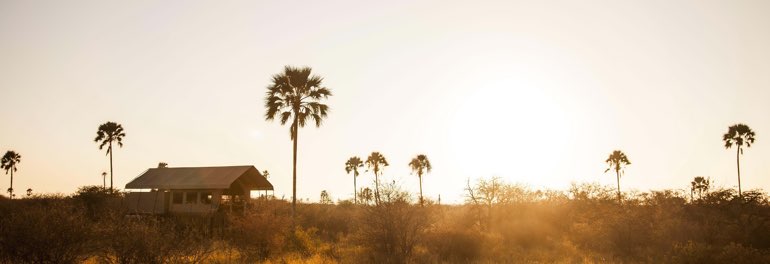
2,181,770,263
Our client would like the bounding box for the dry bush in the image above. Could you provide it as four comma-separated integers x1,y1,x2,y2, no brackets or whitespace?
0,196,93,263
73,185,123,221
226,199,291,262
424,228,482,263
94,215,216,264
102,217,174,264
298,202,357,242
354,182,433,263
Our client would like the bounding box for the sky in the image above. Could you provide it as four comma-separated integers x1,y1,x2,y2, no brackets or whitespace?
0,0,769,203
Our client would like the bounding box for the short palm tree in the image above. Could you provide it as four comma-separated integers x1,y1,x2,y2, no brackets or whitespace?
604,150,631,203
264,66,332,218
1,151,21,199
366,152,388,204
723,124,756,198
101,171,107,189
358,187,373,205
409,154,432,205
691,176,710,200
345,156,363,204
94,121,126,191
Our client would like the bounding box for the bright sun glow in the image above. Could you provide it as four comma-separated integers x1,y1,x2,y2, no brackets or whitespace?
450,74,570,188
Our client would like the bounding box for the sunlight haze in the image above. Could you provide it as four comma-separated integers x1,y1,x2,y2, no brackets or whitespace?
1,0,769,203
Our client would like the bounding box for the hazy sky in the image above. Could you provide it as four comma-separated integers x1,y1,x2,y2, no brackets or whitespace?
1,0,768,203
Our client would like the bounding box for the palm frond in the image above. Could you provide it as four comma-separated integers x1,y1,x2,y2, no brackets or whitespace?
279,111,293,125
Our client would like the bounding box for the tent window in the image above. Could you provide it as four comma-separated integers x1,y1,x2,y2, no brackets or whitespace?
201,192,212,204
186,192,198,204
172,192,183,204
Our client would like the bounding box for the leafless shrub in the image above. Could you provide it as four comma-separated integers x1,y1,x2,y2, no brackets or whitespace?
355,182,433,263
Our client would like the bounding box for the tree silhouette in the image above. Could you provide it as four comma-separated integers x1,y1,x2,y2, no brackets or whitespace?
345,156,363,204
320,190,332,204
689,182,695,202
101,172,107,189
264,66,332,219
408,154,432,205
690,176,710,201
358,187,374,205
94,122,125,191
366,152,388,204
604,150,631,203
26,188,32,197
723,124,756,198
1,151,21,199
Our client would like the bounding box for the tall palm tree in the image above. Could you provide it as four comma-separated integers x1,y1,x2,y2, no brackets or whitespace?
723,124,756,198
604,150,631,203
264,66,332,218
1,151,21,199
94,121,126,191
409,154,432,205
345,156,363,204
365,152,388,204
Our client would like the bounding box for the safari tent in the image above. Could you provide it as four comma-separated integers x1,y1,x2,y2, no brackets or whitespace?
124,165,273,214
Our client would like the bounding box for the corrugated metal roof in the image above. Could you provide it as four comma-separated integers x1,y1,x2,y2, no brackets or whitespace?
125,165,273,190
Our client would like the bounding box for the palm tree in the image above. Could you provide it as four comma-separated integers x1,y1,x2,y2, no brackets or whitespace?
691,176,710,200
365,152,388,204
320,190,332,204
101,172,107,189
1,151,21,199
408,154,432,205
345,156,364,204
358,187,373,205
94,121,126,191
264,66,332,218
604,150,631,203
689,181,695,202
723,124,756,198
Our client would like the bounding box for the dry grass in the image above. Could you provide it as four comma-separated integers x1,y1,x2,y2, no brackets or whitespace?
3,183,770,263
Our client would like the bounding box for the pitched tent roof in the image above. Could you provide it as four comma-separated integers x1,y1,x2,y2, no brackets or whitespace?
125,165,273,190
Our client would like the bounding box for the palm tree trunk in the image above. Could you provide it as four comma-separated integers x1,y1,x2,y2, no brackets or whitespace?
9,169,13,199
419,173,423,206
291,120,298,220
354,174,357,204
737,147,741,198
374,170,380,204
616,169,621,203
109,141,114,191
